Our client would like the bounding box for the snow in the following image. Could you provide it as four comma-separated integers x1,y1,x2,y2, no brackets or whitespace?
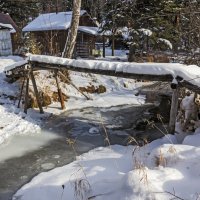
13,132,200,200
0,22,15,33
4,60,28,72
22,10,95,32
158,38,173,49
139,28,153,36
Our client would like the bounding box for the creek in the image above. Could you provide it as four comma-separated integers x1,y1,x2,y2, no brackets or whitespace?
0,98,170,200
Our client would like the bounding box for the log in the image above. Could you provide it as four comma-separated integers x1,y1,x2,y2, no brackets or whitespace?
54,70,66,110
30,70,44,114
169,88,179,134
30,61,174,82
58,71,91,100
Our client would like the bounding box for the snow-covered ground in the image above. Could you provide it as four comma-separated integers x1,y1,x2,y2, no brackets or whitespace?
13,131,200,200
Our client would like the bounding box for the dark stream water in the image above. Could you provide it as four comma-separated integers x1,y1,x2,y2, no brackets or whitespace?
0,101,170,200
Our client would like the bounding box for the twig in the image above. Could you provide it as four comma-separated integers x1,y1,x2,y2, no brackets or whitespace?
155,190,185,200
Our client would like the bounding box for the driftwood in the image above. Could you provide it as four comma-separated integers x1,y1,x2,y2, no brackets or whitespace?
54,70,66,110
30,70,44,114
58,71,91,100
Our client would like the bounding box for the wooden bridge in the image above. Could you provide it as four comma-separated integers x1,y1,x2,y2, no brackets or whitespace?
4,54,200,134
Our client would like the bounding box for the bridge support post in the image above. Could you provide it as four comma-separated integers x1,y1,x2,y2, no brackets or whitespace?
24,73,30,114
55,70,66,110
18,76,26,108
30,70,44,114
169,87,179,134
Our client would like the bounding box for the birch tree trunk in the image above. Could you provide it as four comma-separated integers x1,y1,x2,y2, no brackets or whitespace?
64,0,82,58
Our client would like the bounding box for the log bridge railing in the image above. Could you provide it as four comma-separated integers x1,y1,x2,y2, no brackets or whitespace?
4,56,200,134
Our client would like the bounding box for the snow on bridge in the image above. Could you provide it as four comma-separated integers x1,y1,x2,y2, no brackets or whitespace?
4,54,200,92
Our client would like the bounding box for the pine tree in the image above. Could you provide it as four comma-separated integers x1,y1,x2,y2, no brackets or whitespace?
99,0,189,59
100,0,130,55
0,0,42,28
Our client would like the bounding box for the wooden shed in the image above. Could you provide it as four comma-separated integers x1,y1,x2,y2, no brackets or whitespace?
22,10,99,58
0,23,13,56
0,13,19,53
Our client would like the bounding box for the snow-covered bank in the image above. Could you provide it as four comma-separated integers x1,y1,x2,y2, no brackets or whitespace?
0,105,41,144
0,56,42,144
13,131,200,200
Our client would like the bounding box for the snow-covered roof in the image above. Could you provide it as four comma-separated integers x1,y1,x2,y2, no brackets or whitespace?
0,13,19,32
22,10,89,32
0,22,15,33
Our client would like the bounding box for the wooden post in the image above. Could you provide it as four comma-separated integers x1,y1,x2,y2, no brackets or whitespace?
30,70,44,114
55,70,66,110
112,34,115,56
169,88,179,134
18,76,26,108
103,35,105,58
24,74,30,114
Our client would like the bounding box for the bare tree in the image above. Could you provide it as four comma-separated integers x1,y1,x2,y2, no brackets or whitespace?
63,0,82,58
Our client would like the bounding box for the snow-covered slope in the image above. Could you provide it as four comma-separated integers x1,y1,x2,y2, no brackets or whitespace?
13,131,200,200
0,56,41,144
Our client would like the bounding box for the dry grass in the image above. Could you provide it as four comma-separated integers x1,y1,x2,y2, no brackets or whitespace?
74,179,91,200
79,85,106,94
155,149,167,167
132,147,149,186
66,137,92,200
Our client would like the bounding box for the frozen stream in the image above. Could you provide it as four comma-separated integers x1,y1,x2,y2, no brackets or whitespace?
0,103,166,200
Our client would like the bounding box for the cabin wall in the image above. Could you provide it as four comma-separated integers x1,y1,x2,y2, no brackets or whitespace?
32,30,68,56
33,30,96,58
0,29,12,56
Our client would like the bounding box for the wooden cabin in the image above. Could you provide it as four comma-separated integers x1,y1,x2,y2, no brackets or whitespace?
0,13,19,54
22,10,99,58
